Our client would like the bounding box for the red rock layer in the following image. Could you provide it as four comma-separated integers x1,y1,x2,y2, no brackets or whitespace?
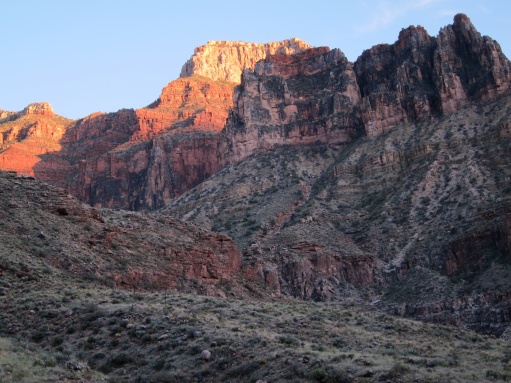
1,15,510,210
0,171,243,296
74,76,234,209
0,103,71,182
133,77,234,140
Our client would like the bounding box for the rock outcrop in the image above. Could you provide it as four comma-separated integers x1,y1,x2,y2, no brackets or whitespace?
1,14,511,336
0,170,243,296
355,14,511,136
180,38,312,83
2,15,510,211
165,73,511,334
74,76,234,209
0,103,71,180
70,39,313,209
218,47,363,165
0,108,16,123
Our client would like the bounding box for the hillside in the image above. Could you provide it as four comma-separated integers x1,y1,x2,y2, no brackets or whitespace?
1,173,511,382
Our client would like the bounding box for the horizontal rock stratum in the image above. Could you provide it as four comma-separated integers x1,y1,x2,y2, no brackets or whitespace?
1,14,509,210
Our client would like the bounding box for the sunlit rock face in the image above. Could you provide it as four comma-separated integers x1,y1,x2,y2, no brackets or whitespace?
180,38,312,83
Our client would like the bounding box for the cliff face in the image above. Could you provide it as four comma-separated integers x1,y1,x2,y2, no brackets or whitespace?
180,38,312,83
2,14,511,335
74,39,315,209
354,14,511,136
166,87,511,335
163,14,511,334
76,76,234,209
0,102,72,182
2,15,509,211
218,47,363,165
218,14,510,163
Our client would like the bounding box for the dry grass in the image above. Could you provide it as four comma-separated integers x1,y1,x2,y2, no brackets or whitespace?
2,273,511,382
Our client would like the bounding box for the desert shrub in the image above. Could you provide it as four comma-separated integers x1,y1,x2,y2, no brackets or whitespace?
309,366,352,383
387,362,409,379
31,331,46,343
226,361,260,378
331,337,346,348
152,358,166,371
51,336,64,347
486,370,511,381
109,352,133,367
278,335,300,346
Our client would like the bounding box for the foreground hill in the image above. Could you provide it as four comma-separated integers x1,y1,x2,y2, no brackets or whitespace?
0,171,244,297
1,174,511,383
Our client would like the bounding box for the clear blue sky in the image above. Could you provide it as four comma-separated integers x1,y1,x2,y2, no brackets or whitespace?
1,0,510,119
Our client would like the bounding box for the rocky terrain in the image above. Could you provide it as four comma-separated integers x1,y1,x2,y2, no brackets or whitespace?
2,12,511,382
180,38,312,83
2,15,509,211
0,171,246,297
1,173,511,383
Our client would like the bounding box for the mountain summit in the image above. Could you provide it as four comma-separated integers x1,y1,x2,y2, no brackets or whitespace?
179,38,312,83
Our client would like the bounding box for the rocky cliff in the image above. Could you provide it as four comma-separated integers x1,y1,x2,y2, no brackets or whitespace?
74,76,234,209
180,38,312,83
217,13,510,165
218,47,363,165
2,14,511,335
2,15,509,211
354,14,511,136
0,102,73,182
161,15,511,335
166,85,511,335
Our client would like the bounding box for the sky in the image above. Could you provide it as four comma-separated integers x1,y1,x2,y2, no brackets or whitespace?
1,0,510,119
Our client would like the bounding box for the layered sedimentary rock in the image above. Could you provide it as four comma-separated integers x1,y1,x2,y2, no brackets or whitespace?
165,67,511,334
2,15,510,211
355,14,511,136
0,102,72,180
219,47,363,165
1,14,511,336
76,76,234,209
180,38,312,83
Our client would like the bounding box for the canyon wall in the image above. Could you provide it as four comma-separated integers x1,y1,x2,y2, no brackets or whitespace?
354,14,511,136
1,14,510,211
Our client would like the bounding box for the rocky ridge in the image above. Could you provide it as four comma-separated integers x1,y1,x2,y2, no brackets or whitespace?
355,14,511,137
165,92,511,335
1,14,511,336
1,15,509,211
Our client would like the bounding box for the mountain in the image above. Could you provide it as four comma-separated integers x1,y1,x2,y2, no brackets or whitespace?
2,14,511,337
162,14,511,336
1,171,511,382
3,13,511,382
